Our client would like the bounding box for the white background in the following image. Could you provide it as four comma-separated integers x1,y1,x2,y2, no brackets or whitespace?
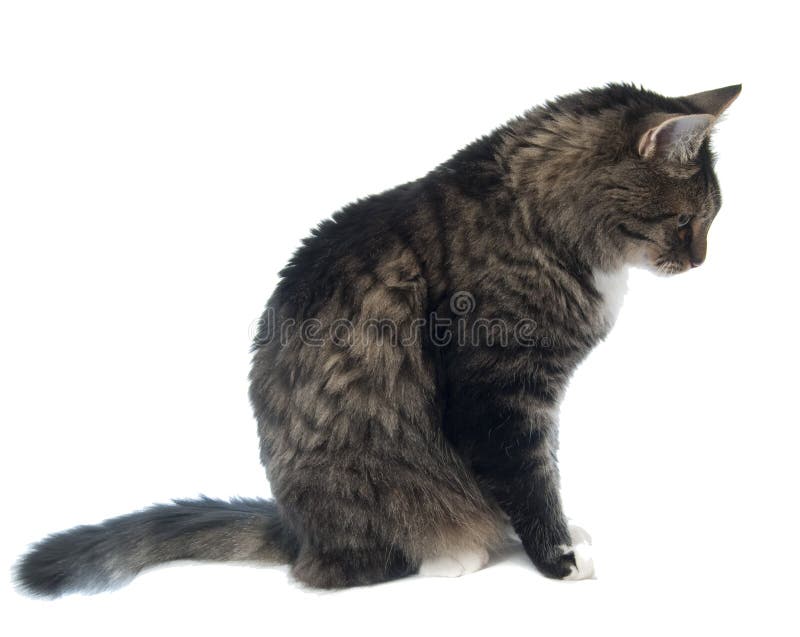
1,2,797,635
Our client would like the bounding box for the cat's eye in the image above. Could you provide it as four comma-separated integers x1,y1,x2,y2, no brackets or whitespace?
677,214,692,228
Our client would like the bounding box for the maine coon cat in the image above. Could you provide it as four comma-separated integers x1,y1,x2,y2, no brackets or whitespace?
17,83,740,595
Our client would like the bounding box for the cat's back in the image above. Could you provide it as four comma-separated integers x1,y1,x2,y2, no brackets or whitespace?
274,180,432,316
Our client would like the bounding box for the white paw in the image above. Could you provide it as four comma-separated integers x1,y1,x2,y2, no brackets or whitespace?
419,548,489,578
561,523,595,581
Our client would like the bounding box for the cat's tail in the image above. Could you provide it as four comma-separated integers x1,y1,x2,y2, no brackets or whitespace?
14,496,296,598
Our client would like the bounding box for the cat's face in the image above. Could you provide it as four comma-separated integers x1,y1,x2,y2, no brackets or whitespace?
620,141,722,276
609,85,740,276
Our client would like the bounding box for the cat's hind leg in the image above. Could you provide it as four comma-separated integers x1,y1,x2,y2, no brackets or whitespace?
292,544,414,588
251,254,504,588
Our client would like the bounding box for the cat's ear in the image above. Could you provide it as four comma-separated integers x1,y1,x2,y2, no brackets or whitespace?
681,84,742,117
638,114,715,162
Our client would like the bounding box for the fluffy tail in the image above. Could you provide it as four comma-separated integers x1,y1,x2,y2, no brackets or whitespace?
15,497,296,598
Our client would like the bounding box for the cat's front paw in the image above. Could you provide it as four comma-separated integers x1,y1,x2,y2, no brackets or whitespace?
561,523,594,580
533,523,595,581
535,550,579,579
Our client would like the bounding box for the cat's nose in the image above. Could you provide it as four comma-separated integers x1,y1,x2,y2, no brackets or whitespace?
689,232,708,268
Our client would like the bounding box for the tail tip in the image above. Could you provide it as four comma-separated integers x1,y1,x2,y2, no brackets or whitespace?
14,546,71,599
13,526,129,599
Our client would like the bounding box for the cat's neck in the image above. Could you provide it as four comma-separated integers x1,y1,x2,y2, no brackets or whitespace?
498,115,629,274
592,267,630,329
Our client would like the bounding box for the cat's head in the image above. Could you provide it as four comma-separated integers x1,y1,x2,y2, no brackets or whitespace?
508,83,741,275
616,84,741,275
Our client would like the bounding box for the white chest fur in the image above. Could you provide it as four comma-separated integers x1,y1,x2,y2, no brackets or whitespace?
593,267,629,328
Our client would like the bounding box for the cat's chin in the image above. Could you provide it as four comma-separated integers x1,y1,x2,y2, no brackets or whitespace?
643,260,692,277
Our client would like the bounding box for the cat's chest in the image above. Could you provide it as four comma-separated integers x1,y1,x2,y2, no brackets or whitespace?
591,267,629,329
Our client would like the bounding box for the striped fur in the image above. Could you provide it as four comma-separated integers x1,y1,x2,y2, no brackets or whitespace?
17,83,739,595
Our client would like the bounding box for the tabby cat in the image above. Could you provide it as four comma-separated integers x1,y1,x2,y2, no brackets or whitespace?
17,83,740,595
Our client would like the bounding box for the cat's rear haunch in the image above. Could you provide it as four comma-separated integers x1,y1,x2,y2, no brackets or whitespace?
16,83,740,595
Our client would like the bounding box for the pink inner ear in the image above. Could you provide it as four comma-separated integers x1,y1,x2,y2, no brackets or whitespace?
638,114,715,161
638,128,658,157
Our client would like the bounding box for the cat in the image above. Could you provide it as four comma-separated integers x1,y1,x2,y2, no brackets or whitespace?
16,82,740,595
